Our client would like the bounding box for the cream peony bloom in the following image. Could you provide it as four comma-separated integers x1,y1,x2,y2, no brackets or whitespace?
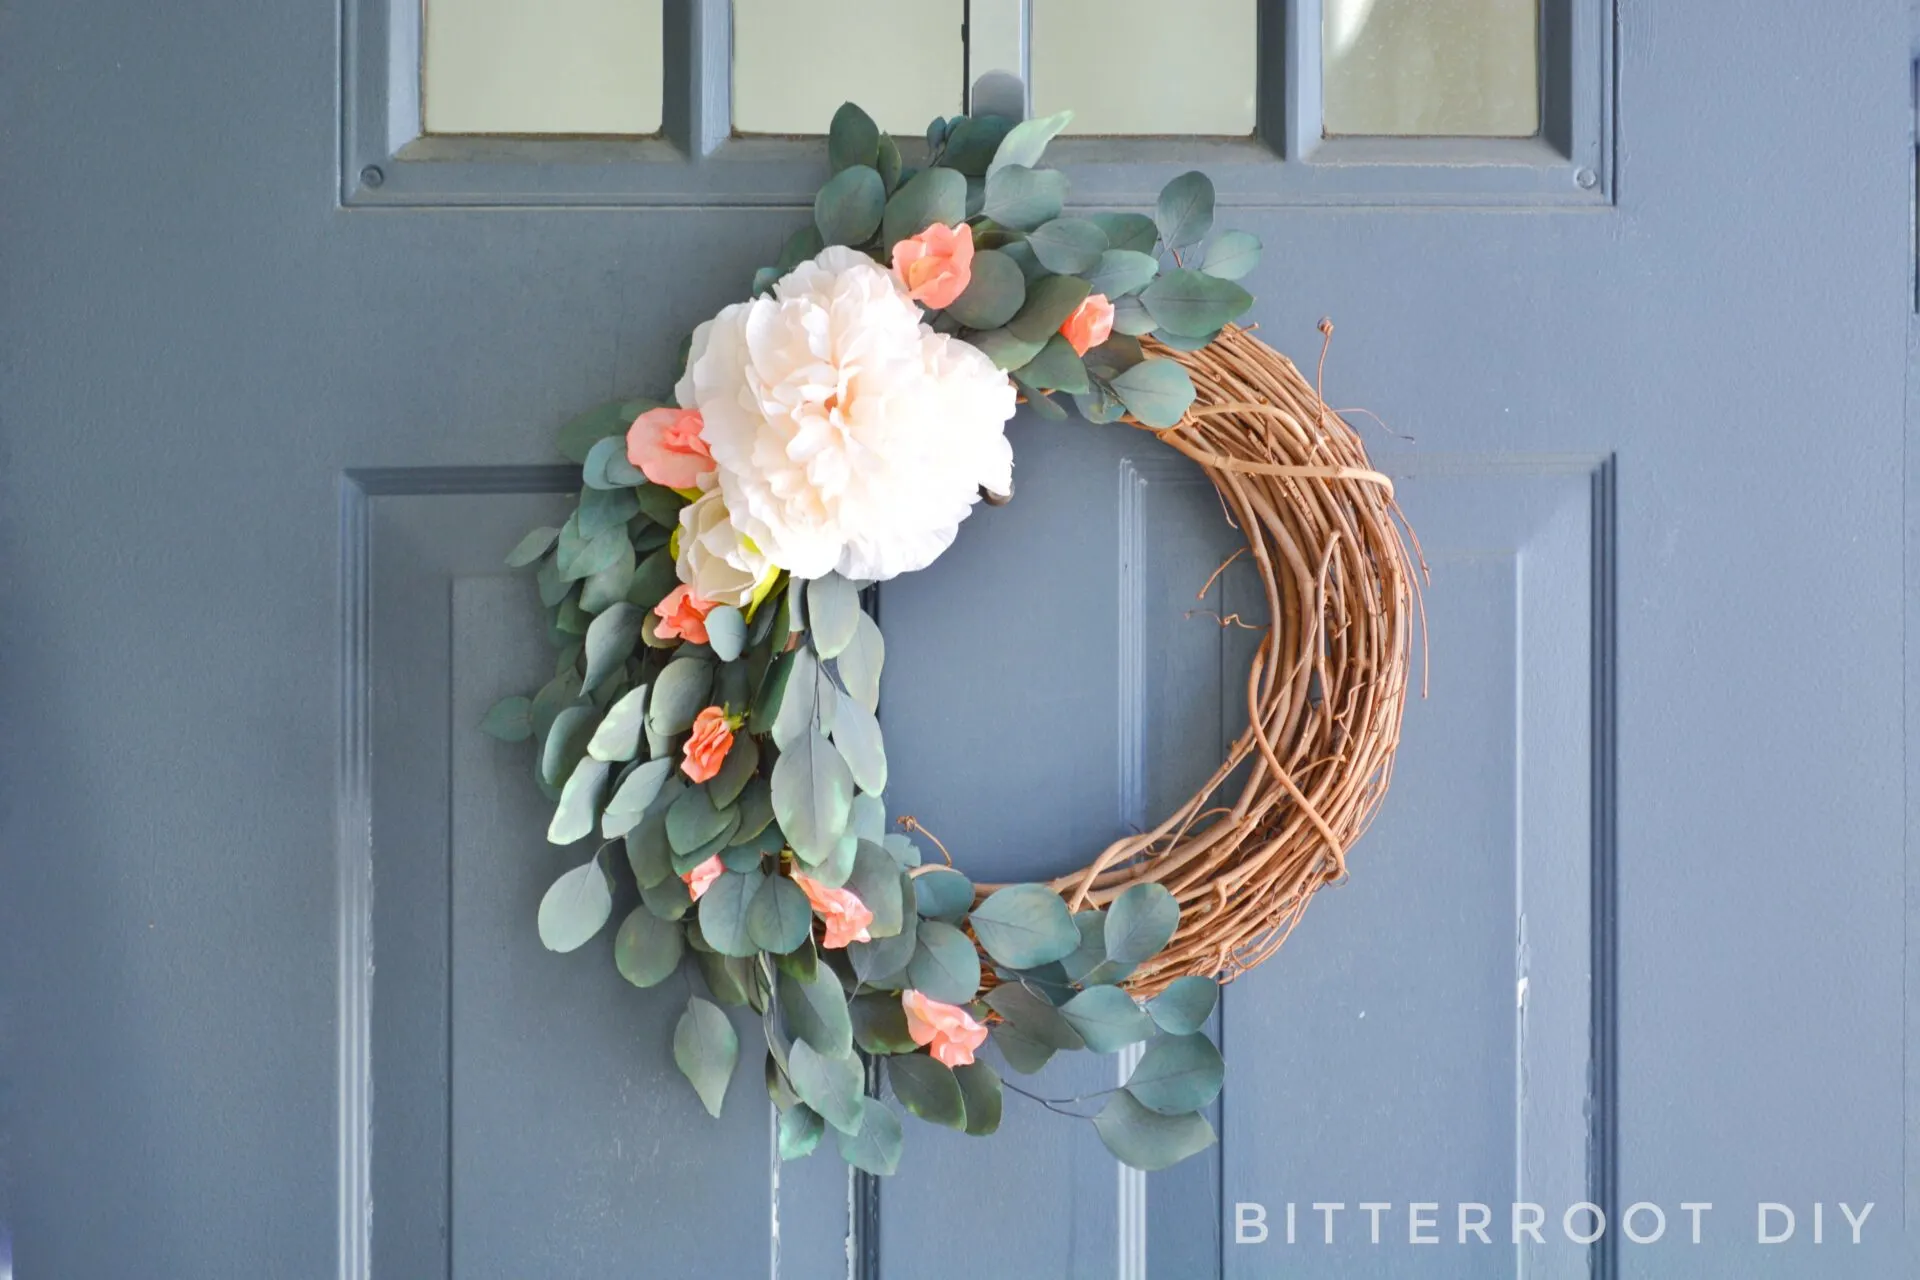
675,246,1016,581
674,477,775,608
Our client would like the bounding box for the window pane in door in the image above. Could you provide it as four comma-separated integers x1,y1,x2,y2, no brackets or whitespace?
732,0,964,136
1031,0,1257,135
1323,0,1539,137
423,0,664,135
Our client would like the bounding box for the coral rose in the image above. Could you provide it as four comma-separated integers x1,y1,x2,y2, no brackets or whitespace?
900,989,989,1068
681,706,734,784
792,872,874,949
653,584,715,644
1059,293,1115,357
682,855,724,902
626,406,714,490
891,221,975,310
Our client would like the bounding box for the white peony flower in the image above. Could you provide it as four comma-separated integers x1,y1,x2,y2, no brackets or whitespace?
675,476,775,609
676,246,1016,581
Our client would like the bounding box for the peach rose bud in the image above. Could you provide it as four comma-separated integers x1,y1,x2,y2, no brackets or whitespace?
900,989,990,1068
681,706,734,784
681,854,725,902
792,872,875,949
653,584,715,644
1059,293,1115,357
891,222,975,310
627,407,714,490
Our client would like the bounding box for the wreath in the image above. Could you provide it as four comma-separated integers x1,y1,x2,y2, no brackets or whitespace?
481,102,1418,1177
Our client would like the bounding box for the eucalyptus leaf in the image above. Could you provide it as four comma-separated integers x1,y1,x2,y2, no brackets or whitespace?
697,866,765,958
481,695,533,742
844,841,905,938
673,995,739,1118
982,165,1066,232
779,965,854,1057
968,884,1079,969
506,527,559,568
1126,1032,1225,1114
1090,211,1159,254
850,791,886,843
805,574,861,659
988,109,1072,177
815,165,885,247
1110,359,1197,429
748,873,813,954
1201,229,1261,280
1007,273,1092,343
1154,170,1215,252
777,223,827,272
563,527,627,583
833,614,885,712
1083,248,1161,299
707,732,759,808
937,113,1014,175
771,647,819,748
697,949,752,1006
1057,984,1155,1052
967,327,1048,371
640,860,693,921
905,920,981,1004
888,1054,967,1129
770,729,854,863
989,1022,1055,1074
1105,882,1181,964
587,684,647,762
536,556,569,608
667,784,731,855
626,812,673,888
578,537,636,613
1016,333,1089,394
547,755,609,844
828,101,880,172
943,249,1026,330
1140,269,1253,339
876,131,902,192
1026,217,1107,274
787,1039,864,1135
954,1061,1003,1136
537,855,613,952
578,479,640,535
632,483,687,529
985,983,1085,1051
881,167,968,247
778,1103,825,1160
648,656,714,736
705,606,746,662
911,867,974,922
837,1098,904,1175
1093,1089,1216,1171
848,917,917,988
851,992,919,1054
613,905,685,988
829,696,887,795
602,756,673,838
581,603,643,694
626,548,679,612
1109,295,1157,336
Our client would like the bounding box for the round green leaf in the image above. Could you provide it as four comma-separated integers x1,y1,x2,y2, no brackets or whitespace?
842,842,905,938
779,964,854,1058
1105,883,1181,965
1154,170,1215,252
537,856,613,952
581,603,643,694
1125,1032,1225,1115
1006,273,1092,343
989,1022,1055,1074
1090,211,1158,254
828,101,880,172
546,755,610,845
882,166,968,248
985,983,1085,1051
830,697,887,795
697,866,765,958
912,867,974,922
771,729,854,864
541,703,596,787
905,920,981,1004
1110,359,1196,429
647,656,714,736
968,884,1079,969
1093,1089,1216,1171
769,647,818,747
1083,248,1160,300
943,249,1027,330
815,165,885,247
848,916,917,988
1139,269,1254,339
967,327,1048,371
1147,975,1220,1036
667,783,730,855
586,684,648,762
787,1039,864,1134
707,732,760,808
778,1103,826,1160
1016,333,1089,394
602,756,673,838
481,695,533,742
505,527,559,568
613,905,685,988
888,1054,967,1129
851,992,919,1054
1026,217,1108,274
1201,229,1261,280
837,1097,904,1175
1057,984,1155,1052
988,109,1072,177
747,873,813,954
833,614,884,713
705,606,746,662
673,995,739,1118
805,574,861,659
954,1062,1002,1136
983,165,1066,231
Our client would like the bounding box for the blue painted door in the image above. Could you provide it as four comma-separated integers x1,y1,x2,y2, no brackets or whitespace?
1,2,1912,1278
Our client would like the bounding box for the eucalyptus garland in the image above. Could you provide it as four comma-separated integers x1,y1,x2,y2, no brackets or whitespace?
483,102,1264,1175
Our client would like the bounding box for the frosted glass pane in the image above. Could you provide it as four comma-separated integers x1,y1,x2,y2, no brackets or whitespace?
1323,0,1539,137
423,0,663,135
1032,0,1256,135
732,0,963,136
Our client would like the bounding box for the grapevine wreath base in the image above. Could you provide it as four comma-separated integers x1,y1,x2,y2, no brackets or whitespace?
483,100,1421,1177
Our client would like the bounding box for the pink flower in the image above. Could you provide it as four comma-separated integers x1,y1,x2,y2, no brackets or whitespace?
792,873,874,949
1059,293,1115,357
900,989,989,1068
682,855,724,902
626,407,715,490
653,584,715,644
681,706,734,784
891,222,975,310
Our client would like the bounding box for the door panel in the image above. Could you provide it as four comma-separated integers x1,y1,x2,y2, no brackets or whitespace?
1,2,1911,1278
